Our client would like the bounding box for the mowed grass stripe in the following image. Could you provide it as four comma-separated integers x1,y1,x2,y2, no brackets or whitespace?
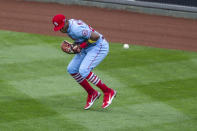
141,97,197,131
64,102,189,130
102,42,193,70
0,30,87,130
8,68,165,130
0,30,197,130
123,119,197,131
133,78,197,100
0,81,57,123
0,113,87,131
18,74,167,130
10,69,190,130
10,75,81,98
0,58,70,81
0,30,64,47
108,59,197,86
0,72,87,130
0,45,65,64
0,79,88,130
167,96,197,118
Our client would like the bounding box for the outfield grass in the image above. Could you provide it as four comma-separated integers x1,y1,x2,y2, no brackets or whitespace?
0,30,197,131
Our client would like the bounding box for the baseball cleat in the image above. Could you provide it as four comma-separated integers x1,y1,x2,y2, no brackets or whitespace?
84,91,101,110
102,89,116,109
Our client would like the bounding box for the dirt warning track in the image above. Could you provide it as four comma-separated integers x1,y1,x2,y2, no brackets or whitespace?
0,0,197,51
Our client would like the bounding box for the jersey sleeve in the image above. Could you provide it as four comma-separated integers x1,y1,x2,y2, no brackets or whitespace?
75,27,91,40
74,20,91,40
81,28,91,39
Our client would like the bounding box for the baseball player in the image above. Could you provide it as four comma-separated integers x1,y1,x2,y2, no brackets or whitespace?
52,14,116,109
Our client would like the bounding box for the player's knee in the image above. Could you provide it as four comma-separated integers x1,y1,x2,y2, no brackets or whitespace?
79,67,90,78
67,65,78,74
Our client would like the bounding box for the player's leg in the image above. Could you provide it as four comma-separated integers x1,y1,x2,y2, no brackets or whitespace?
67,52,94,94
70,72,101,110
79,38,116,109
67,51,100,109
86,71,116,109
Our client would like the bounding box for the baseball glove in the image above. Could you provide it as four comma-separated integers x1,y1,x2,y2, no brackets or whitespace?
61,40,81,54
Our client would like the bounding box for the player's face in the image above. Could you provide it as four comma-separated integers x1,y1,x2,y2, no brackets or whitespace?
60,20,69,33
60,26,67,33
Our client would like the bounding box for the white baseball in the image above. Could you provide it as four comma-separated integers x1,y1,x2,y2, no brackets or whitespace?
123,44,129,49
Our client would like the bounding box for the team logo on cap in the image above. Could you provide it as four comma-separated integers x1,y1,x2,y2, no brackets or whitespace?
54,22,58,26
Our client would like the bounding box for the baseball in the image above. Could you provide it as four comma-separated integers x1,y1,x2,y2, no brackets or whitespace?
123,44,129,49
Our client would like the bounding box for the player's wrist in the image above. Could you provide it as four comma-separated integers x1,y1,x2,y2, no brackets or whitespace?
80,42,88,48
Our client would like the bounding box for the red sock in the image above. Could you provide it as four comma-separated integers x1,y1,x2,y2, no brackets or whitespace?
71,73,95,94
86,72,111,93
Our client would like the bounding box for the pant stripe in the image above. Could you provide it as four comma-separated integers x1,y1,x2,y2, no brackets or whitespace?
87,42,103,70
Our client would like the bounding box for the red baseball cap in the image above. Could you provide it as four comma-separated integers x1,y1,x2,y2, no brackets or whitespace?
52,14,66,31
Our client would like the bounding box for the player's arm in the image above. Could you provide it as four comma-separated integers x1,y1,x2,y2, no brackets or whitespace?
79,32,100,48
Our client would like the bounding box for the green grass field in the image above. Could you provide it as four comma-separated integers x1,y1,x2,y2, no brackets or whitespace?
0,30,197,131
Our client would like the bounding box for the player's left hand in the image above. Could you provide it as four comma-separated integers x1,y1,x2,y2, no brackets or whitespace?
61,40,76,54
72,44,82,53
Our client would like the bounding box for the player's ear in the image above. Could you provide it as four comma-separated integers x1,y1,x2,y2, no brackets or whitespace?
65,19,69,24
65,19,69,28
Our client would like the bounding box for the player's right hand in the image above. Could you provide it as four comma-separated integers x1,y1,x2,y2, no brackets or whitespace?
72,44,82,53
